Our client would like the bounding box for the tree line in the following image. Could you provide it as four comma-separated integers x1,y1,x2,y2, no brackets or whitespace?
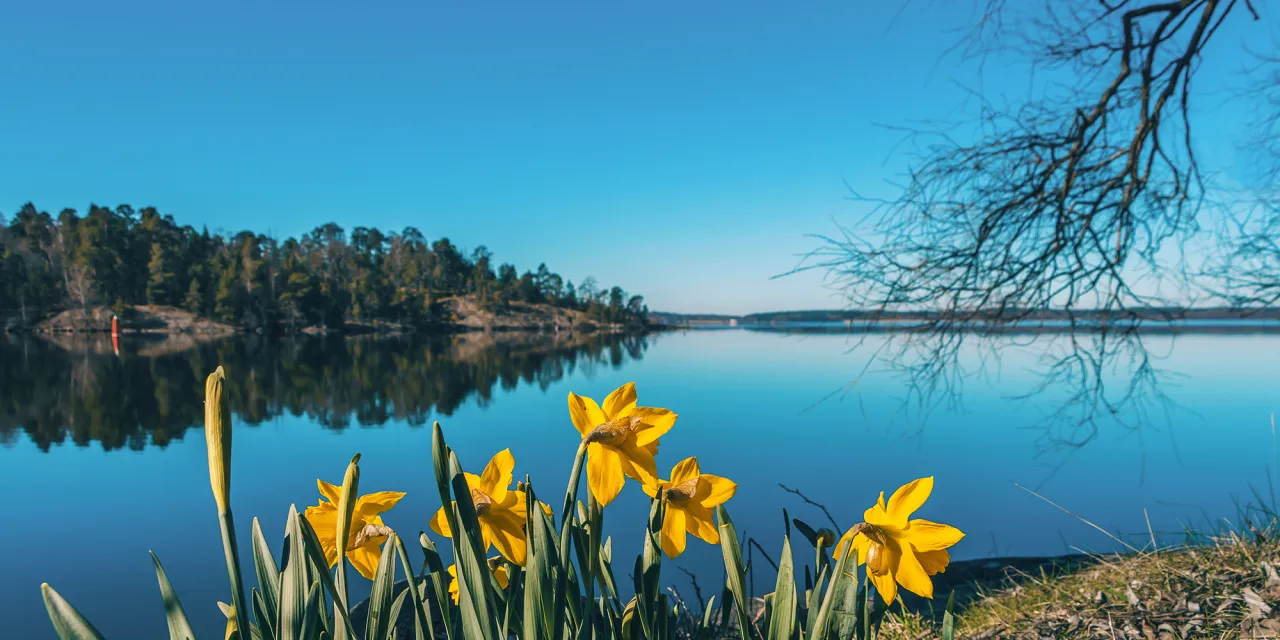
0,332,650,452
0,202,649,331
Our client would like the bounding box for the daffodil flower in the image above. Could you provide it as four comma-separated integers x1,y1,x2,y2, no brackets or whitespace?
642,456,737,558
429,449,551,566
569,382,677,506
833,477,964,604
446,559,510,604
303,479,406,580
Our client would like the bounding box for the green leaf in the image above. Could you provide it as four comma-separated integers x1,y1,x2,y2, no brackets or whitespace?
802,563,827,633
417,532,452,639
295,510,360,640
431,422,457,538
714,506,751,640
523,482,558,640
388,588,410,640
941,591,957,640
635,497,665,639
41,583,106,640
700,594,717,632
148,552,196,640
766,537,796,640
278,506,310,640
365,535,400,640
252,588,276,640
810,541,856,636
394,536,433,640
449,452,500,640
297,580,322,640
251,517,281,637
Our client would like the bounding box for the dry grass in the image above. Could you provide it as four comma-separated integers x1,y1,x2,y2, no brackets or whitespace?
879,531,1280,639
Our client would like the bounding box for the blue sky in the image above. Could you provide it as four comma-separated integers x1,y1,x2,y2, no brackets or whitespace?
0,0,1272,314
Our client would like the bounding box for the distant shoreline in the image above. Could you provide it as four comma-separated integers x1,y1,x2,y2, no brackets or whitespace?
5,299,653,341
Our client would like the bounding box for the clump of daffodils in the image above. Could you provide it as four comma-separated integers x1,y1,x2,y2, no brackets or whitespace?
39,373,966,640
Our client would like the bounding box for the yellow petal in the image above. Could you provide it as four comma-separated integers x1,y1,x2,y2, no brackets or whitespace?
494,563,510,590
904,519,964,551
539,502,553,517
614,440,659,486
660,506,688,558
697,474,737,508
669,457,700,484
348,540,383,580
915,548,950,576
568,392,608,436
893,543,934,598
682,504,720,545
587,442,626,506
870,565,898,605
632,407,676,446
864,491,896,529
884,477,933,527
480,506,528,566
221,603,237,640
429,506,454,538
479,449,515,502
447,565,460,604
303,504,340,567
355,491,407,518
601,382,638,419
642,479,668,499
317,480,340,505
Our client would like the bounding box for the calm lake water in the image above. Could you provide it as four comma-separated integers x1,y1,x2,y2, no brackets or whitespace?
2,328,1277,638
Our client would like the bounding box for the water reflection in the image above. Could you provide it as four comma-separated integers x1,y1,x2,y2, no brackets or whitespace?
0,331,652,452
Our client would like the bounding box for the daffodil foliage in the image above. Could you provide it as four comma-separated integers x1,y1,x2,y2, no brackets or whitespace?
39,372,964,640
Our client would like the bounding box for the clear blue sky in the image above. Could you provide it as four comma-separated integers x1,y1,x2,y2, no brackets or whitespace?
0,1,1270,314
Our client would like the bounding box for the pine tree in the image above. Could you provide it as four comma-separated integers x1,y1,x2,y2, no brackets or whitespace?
146,243,176,305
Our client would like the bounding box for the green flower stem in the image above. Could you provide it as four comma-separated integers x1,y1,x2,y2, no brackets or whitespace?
557,440,589,568
218,509,251,639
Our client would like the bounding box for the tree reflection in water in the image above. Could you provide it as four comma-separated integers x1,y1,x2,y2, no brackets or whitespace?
0,331,652,452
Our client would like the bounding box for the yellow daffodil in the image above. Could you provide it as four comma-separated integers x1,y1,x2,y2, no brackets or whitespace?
303,479,406,580
429,449,552,567
569,382,678,506
446,559,510,604
642,457,737,558
833,477,964,605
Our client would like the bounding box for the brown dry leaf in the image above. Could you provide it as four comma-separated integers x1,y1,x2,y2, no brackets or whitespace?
1126,586,1141,607
1265,561,1280,588
1245,588,1275,620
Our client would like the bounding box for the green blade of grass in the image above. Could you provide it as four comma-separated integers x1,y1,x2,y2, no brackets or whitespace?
148,552,196,640
41,583,106,640
715,506,752,640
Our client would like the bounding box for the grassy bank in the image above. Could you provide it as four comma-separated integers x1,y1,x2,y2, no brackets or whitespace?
876,528,1280,639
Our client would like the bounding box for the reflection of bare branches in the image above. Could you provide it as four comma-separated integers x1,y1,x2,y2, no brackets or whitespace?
792,0,1268,450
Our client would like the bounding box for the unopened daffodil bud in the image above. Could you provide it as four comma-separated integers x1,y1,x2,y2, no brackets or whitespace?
204,367,232,513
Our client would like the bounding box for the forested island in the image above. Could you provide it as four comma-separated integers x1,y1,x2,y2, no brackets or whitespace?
0,203,650,334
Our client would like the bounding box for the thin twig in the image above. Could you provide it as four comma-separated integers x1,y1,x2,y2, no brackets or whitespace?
748,538,779,572
676,567,706,613
779,484,842,532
